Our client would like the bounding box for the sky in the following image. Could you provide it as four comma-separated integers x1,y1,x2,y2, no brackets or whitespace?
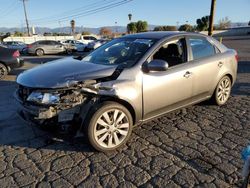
0,0,249,28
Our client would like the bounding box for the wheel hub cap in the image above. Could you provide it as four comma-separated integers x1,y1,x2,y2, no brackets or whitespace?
217,78,231,103
94,109,130,148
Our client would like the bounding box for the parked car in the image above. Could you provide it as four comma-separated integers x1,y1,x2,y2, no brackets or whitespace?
27,40,66,56
16,32,238,152
0,42,6,47
0,46,23,80
60,39,86,52
3,41,27,54
79,35,98,45
85,39,110,51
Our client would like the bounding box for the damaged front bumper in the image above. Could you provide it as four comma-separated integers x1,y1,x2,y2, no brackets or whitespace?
15,78,120,126
14,88,90,125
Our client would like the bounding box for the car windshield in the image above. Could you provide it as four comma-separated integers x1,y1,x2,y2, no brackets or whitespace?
82,38,156,67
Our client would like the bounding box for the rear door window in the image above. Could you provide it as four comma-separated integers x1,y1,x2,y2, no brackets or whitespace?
90,36,97,40
38,41,50,45
188,37,216,60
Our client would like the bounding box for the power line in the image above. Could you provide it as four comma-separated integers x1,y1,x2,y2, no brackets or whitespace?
0,0,18,18
30,0,116,22
31,0,128,24
59,0,132,21
30,0,133,25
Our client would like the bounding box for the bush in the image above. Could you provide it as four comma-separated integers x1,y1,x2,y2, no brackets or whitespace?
154,26,177,31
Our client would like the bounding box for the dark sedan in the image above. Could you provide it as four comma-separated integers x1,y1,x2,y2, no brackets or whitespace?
0,46,24,79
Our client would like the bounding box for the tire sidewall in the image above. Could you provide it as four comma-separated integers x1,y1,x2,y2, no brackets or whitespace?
36,49,44,56
0,63,8,80
86,102,133,152
66,49,73,55
215,76,232,106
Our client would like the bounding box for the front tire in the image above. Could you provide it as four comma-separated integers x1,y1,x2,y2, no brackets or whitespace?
85,102,133,152
36,49,44,56
66,49,73,55
213,76,232,106
0,63,8,80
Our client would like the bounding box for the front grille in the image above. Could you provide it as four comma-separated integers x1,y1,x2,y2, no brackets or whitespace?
18,85,33,102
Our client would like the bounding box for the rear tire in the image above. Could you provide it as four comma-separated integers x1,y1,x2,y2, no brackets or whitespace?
66,49,73,55
21,48,27,54
212,76,232,106
36,49,44,56
85,102,133,152
0,63,8,80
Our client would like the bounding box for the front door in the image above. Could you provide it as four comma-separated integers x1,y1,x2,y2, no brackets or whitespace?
142,37,193,120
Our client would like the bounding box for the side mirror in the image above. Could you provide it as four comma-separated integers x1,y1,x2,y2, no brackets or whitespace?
143,59,169,72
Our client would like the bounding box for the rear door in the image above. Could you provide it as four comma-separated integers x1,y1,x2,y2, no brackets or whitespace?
38,41,53,54
50,41,64,53
186,36,224,100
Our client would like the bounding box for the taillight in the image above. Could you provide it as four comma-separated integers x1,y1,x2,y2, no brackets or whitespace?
13,50,20,58
27,44,32,48
235,53,239,62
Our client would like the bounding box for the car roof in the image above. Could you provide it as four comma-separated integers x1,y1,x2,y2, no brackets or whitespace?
123,31,207,39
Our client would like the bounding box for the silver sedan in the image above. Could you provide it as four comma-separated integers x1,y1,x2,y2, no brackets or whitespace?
16,32,237,152
27,40,66,56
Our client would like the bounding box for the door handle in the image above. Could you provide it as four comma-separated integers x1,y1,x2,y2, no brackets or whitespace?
184,71,192,78
218,62,224,67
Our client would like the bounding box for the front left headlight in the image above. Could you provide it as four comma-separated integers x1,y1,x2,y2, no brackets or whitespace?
27,91,60,104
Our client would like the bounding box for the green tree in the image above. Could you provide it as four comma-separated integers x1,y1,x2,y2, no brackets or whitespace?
82,31,91,35
99,27,112,37
0,32,10,42
127,22,137,33
136,20,148,33
154,26,177,31
196,16,210,31
13,31,24,37
178,24,194,32
52,32,60,36
217,17,231,30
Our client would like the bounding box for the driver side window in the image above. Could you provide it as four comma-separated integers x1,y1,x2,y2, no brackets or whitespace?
153,38,187,68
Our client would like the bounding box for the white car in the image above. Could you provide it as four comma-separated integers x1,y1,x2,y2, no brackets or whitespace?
60,40,86,52
86,39,110,51
79,35,98,45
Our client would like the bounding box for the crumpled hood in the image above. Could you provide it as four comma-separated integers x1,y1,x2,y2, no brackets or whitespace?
16,57,118,88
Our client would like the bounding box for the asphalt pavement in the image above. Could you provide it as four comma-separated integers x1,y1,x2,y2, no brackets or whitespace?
0,38,249,187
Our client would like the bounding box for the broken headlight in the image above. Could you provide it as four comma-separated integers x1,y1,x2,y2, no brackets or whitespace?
27,91,60,104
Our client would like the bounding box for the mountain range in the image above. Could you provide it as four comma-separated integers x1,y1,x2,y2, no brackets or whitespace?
0,22,248,35
0,25,157,35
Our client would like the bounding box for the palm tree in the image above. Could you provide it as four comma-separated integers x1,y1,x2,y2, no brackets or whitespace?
128,14,132,22
70,20,75,34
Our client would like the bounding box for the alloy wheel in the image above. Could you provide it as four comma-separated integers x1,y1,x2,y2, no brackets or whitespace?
216,77,231,104
0,64,7,80
36,49,44,56
94,109,130,149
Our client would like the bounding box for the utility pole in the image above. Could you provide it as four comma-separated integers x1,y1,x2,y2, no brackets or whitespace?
208,0,216,36
21,0,30,36
58,21,62,33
